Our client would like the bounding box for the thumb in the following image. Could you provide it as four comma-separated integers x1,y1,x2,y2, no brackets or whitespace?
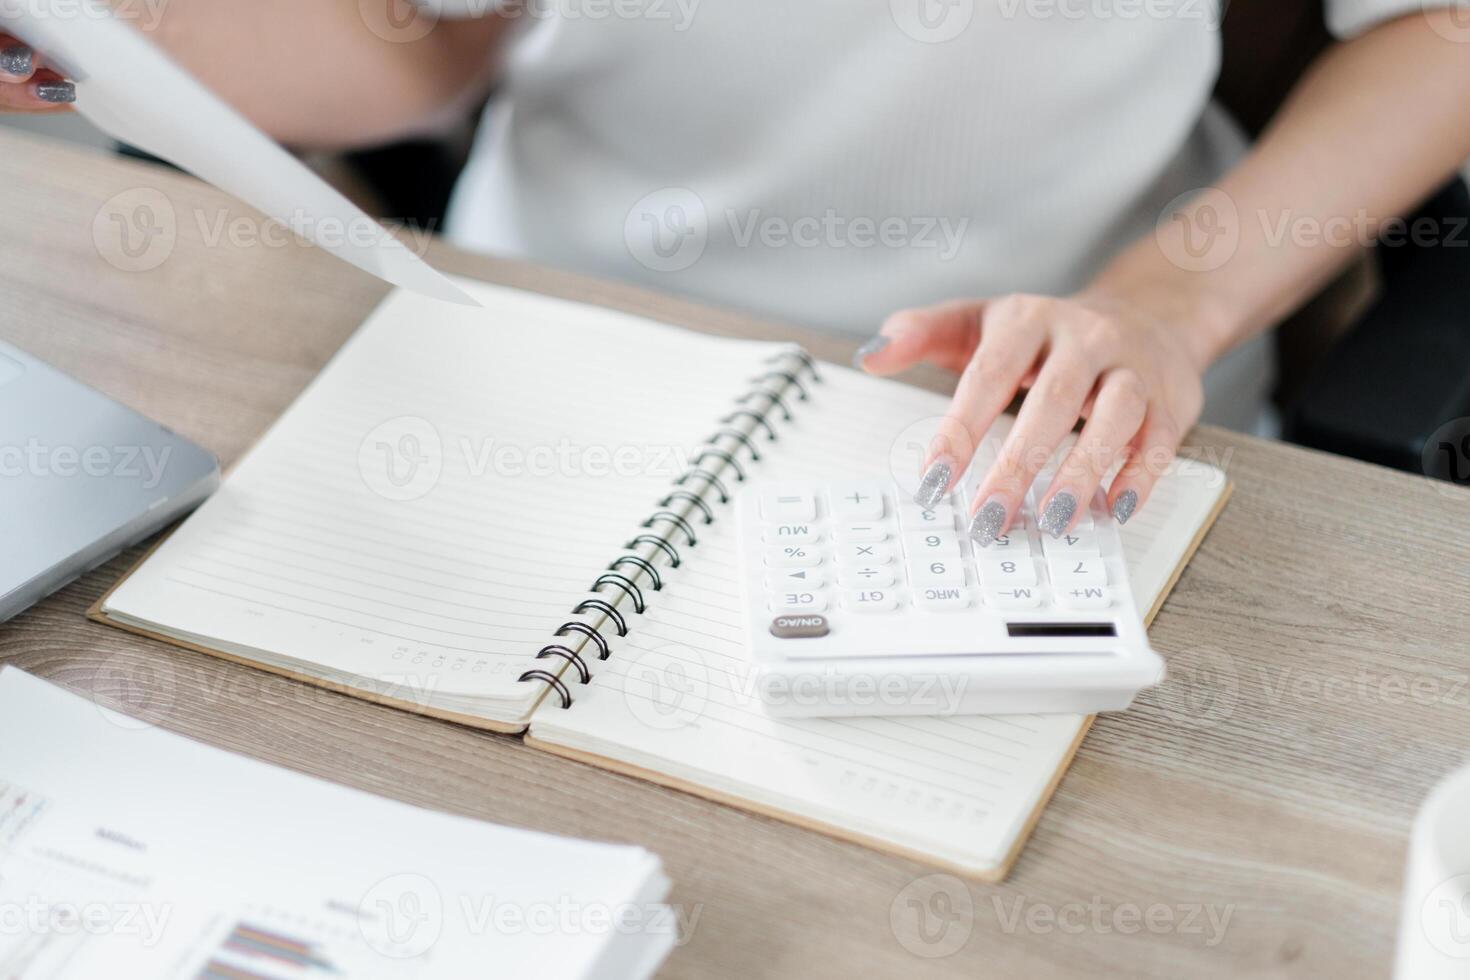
856,298,985,376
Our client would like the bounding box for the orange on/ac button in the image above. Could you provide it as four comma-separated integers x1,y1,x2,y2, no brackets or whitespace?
770,614,829,639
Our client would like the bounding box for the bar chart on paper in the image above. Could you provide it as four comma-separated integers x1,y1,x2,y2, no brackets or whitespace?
188,902,431,980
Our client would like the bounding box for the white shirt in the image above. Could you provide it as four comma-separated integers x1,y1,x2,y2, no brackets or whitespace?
437,0,1434,429
443,0,1421,327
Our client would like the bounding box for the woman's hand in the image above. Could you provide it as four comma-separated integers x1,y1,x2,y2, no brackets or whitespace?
858,281,1219,544
0,37,75,111
852,3,1470,548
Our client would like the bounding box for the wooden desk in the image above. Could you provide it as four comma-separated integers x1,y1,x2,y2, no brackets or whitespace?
2,128,1468,979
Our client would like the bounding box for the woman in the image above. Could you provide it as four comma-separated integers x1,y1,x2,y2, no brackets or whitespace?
3,0,1468,542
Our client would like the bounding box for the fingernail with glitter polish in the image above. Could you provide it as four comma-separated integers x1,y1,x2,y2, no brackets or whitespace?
1038,491,1077,538
851,334,889,369
0,45,33,77
968,498,1008,548
914,457,954,510
35,81,75,104
1112,489,1138,525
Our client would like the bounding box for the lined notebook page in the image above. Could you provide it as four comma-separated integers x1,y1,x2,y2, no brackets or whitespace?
529,366,1226,875
104,281,790,716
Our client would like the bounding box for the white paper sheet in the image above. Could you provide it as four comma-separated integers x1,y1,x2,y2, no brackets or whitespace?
5,1,478,306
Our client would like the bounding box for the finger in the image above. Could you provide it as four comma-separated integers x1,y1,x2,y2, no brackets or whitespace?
965,343,1097,544
856,299,983,375
1107,408,1188,526
1035,368,1148,537
0,37,36,82
915,297,1049,508
0,69,75,111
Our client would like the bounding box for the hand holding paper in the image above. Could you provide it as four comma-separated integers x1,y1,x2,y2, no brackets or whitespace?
4,1,479,305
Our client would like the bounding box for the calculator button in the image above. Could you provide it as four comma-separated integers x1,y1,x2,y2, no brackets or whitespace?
915,585,971,611
982,531,1030,554
1058,585,1113,609
1045,531,1100,556
1048,557,1106,587
837,541,895,565
769,614,830,639
760,489,817,523
836,522,890,543
986,586,1043,609
828,484,887,522
844,588,899,612
898,503,957,531
765,545,823,568
978,556,1039,587
770,590,829,613
766,567,826,591
902,531,962,560
762,523,822,546
908,557,965,587
840,564,897,588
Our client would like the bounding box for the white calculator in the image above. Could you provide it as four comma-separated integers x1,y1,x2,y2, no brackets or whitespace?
734,479,1165,718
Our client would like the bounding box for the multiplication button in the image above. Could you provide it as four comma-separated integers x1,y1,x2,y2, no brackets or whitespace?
837,540,895,565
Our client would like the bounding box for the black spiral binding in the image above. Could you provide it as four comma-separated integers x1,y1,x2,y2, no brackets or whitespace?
658,491,714,524
573,598,627,636
641,511,697,546
674,468,729,503
627,534,681,567
518,345,820,708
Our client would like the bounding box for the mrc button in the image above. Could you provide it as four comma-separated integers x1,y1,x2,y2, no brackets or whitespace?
770,614,830,639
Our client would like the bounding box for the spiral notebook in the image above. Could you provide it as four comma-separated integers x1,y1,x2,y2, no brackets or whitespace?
93,279,1230,880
